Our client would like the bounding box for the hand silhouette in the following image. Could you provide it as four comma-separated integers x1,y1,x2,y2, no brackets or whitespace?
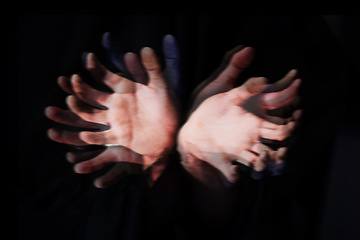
46,47,179,172
178,74,302,183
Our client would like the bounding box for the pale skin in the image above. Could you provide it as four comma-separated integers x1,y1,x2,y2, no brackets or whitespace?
46,43,302,187
178,46,302,183
46,48,179,169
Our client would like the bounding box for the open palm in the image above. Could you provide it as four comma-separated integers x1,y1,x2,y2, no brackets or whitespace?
178,76,301,182
46,48,178,166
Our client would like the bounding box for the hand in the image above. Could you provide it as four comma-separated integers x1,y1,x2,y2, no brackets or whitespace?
66,146,167,188
178,74,302,183
46,47,179,169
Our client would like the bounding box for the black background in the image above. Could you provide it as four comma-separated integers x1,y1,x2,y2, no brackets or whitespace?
7,13,360,240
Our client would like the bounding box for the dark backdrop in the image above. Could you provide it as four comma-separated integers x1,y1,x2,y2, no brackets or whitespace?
7,13,360,240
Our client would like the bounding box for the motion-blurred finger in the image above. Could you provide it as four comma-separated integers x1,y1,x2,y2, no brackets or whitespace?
57,76,75,95
141,47,166,90
86,53,125,90
124,52,148,85
70,74,110,108
66,95,108,125
263,69,298,93
45,106,106,129
80,130,113,145
262,79,301,110
47,128,88,146
260,121,296,141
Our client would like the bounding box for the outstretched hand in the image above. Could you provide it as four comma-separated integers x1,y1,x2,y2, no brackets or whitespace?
46,47,179,171
178,71,302,183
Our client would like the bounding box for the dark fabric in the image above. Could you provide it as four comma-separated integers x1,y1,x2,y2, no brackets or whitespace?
8,13,360,240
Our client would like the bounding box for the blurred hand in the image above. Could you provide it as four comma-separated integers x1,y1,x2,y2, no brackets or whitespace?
178,70,302,183
66,146,167,188
46,47,179,180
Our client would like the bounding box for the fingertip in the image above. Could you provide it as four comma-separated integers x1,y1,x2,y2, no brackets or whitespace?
231,46,255,68
93,178,106,188
44,106,53,118
163,34,179,60
293,109,303,120
70,74,82,88
277,147,288,159
66,152,76,163
163,34,176,45
242,46,255,54
141,47,154,57
86,52,97,69
293,78,302,88
57,76,67,86
101,32,112,49
65,95,74,106
290,68,298,76
141,47,162,75
124,52,138,66
74,163,89,174
288,121,296,131
73,164,82,174
47,128,58,140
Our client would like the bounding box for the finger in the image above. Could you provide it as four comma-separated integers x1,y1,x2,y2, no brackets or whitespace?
79,130,113,145
70,74,110,108
226,77,268,103
66,95,108,125
216,47,255,84
217,161,240,183
93,164,129,188
266,96,301,117
102,32,127,73
236,150,258,166
264,115,287,125
253,150,267,172
249,143,287,166
73,152,115,174
162,35,181,93
86,52,125,90
140,47,167,90
195,47,255,102
190,45,246,109
204,45,246,84
57,76,75,95
274,147,287,164
262,79,301,110
124,52,148,85
263,69,298,93
66,149,105,164
45,106,105,129
260,121,296,141
292,109,303,122
47,128,88,146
